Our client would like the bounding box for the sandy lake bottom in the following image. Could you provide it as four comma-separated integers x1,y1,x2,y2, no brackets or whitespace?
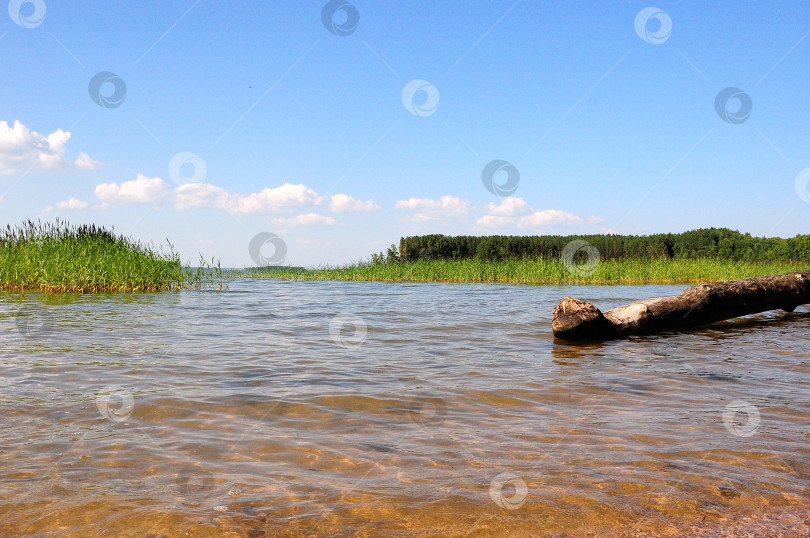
1,280,808,536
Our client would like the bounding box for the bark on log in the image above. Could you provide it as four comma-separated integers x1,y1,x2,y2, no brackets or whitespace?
552,271,810,341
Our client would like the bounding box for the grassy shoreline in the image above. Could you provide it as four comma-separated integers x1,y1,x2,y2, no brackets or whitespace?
0,220,223,293
235,258,808,285
3,221,807,291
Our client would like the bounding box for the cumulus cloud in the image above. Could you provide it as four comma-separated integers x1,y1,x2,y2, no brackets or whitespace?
396,195,591,230
475,214,516,228
330,193,381,213
174,182,231,210
0,120,101,175
228,183,324,214
93,177,379,230
94,175,171,207
518,209,584,228
94,178,329,215
271,213,335,226
474,197,595,230
482,197,531,217
74,152,102,170
174,182,324,214
56,198,89,210
42,197,89,215
395,195,471,221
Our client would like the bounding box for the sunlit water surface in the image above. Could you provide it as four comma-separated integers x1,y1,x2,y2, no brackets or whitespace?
1,280,808,537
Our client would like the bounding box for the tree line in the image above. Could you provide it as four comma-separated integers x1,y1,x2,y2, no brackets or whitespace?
372,228,810,263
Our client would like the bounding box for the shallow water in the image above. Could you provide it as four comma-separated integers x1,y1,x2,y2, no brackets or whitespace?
0,280,808,537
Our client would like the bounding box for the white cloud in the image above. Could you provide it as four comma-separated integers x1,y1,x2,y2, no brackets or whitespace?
473,196,595,231
0,120,101,175
42,197,90,215
94,175,171,207
475,214,516,228
229,183,324,214
330,193,381,213
475,197,532,227
271,213,335,226
56,198,89,210
94,178,324,214
518,209,584,228
174,182,231,210
74,152,102,170
93,177,389,220
482,197,531,217
395,195,471,221
173,182,324,214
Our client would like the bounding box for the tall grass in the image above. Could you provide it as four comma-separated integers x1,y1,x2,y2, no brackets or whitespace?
237,257,808,285
0,220,223,292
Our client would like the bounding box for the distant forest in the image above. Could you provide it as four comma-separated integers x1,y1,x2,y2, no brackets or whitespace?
389,228,810,262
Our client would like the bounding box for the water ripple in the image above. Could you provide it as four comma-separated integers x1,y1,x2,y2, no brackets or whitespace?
0,281,808,535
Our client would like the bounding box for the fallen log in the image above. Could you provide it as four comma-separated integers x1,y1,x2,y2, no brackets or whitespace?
552,271,810,341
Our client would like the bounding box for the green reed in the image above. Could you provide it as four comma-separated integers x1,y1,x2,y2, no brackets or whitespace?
236,257,808,285
0,220,223,292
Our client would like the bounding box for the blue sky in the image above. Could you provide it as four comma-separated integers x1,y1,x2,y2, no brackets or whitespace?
1,1,809,267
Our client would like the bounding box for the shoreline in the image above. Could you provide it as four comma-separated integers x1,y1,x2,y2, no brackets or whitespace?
232,258,809,287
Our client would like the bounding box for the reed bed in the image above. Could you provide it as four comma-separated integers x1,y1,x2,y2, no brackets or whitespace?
237,258,808,285
0,220,223,292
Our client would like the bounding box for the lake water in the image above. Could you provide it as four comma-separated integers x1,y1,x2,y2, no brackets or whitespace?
1,280,808,536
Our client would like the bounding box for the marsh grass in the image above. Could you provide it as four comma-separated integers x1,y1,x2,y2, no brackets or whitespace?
0,220,223,292
236,257,808,285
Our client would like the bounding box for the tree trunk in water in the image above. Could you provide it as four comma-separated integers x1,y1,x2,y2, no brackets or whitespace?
552,271,810,341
